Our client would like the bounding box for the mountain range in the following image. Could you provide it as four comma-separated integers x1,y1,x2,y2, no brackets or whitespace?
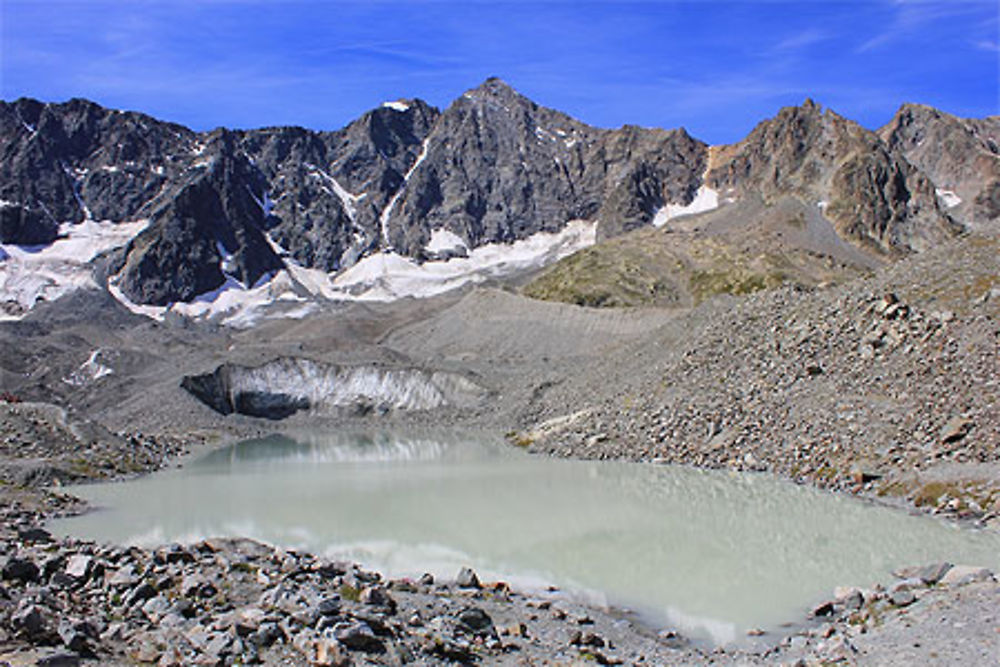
1,78,996,319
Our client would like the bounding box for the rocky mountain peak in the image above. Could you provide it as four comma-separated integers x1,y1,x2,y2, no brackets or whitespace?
707,99,957,254
0,89,988,315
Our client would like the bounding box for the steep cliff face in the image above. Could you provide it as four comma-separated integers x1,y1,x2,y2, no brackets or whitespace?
0,98,194,244
879,103,1000,229
707,100,957,255
385,79,710,254
240,99,440,272
113,131,285,305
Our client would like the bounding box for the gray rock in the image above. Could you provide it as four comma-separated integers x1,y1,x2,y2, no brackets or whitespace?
64,554,92,581
917,562,953,585
12,602,47,638
181,572,217,598
890,588,916,606
17,527,53,543
57,619,94,656
141,595,171,623
456,607,495,635
316,597,341,617
359,585,395,611
34,651,82,667
2,556,39,583
456,566,481,589
333,620,384,653
939,565,994,586
940,416,974,443
126,581,156,606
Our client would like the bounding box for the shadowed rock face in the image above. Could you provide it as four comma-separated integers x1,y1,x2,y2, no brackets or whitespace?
879,103,1000,230
0,98,195,244
181,359,489,420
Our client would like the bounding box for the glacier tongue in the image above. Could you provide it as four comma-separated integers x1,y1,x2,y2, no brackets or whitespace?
182,359,488,419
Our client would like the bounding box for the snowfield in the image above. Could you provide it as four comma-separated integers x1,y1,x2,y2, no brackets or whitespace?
101,220,598,328
652,186,720,227
0,219,148,319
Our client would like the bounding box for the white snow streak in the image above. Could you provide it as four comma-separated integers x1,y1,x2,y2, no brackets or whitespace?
652,186,720,228
307,164,362,221
382,101,411,112
379,139,430,246
63,349,113,386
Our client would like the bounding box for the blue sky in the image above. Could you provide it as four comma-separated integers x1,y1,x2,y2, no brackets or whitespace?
2,1,997,144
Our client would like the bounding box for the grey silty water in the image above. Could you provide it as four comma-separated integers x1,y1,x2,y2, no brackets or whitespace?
50,431,1000,645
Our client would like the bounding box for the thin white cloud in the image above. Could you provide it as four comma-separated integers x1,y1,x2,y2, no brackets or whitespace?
857,0,988,53
773,29,827,52
975,39,1000,53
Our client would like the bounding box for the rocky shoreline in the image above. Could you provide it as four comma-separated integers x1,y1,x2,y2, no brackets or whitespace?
0,402,997,666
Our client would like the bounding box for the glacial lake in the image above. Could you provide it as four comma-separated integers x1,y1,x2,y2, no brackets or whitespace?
52,431,1000,645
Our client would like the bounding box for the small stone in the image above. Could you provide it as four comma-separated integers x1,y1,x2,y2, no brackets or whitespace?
57,620,94,656
359,585,395,611
127,581,157,606
2,557,39,583
940,416,974,443
313,636,350,666
890,588,916,607
181,573,216,598
418,572,434,586
812,600,835,617
917,562,952,585
939,565,994,586
316,597,341,617
12,602,46,638
456,607,494,635
64,554,92,581
35,651,81,667
17,527,52,543
142,595,171,623
456,566,481,589
108,566,139,588
334,621,384,653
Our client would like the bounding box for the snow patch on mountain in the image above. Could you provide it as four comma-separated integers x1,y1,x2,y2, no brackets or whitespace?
382,101,411,112
64,349,113,386
331,220,597,302
307,164,363,221
0,219,149,319
935,188,962,208
380,138,431,246
652,186,720,227
425,228,468,255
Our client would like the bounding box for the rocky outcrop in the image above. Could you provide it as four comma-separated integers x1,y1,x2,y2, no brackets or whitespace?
113,131,284,305
707,100,958,254
879,103,1000,229
242,100,439,271
181,358,489,419
384,78,708,254
0,97,194,244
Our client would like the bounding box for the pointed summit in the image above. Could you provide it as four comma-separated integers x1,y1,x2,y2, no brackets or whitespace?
462,77,529,106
